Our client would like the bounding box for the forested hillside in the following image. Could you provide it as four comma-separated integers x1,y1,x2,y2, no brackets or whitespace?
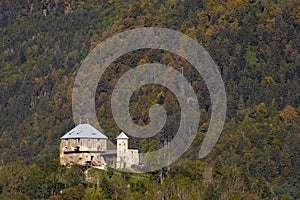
0,0,299,199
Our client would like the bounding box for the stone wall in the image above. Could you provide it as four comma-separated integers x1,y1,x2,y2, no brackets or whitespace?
116,148,139,169
59,138,107,166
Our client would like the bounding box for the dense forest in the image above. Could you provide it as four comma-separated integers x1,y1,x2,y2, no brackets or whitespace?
0,0,299,199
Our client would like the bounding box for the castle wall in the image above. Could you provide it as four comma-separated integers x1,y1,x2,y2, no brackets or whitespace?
127,149,139,167
116,138,139,169
60,138,107,166
60,138,107,152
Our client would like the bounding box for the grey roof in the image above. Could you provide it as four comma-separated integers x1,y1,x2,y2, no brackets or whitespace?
60,124,108,139
116,132,129,139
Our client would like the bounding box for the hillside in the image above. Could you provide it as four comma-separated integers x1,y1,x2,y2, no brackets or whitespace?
0,0,299,199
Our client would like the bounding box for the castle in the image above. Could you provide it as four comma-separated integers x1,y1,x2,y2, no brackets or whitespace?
59,123,139,170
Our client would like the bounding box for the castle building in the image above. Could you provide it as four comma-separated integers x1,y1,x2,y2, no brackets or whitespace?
116,132,139,169
59,123,139,170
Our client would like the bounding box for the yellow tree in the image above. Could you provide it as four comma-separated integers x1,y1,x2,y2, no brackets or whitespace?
279,105,298,123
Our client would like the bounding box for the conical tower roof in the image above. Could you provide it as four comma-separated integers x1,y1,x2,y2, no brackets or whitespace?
116,132,129,139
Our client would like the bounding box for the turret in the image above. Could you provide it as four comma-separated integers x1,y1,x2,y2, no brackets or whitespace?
116,132,129,168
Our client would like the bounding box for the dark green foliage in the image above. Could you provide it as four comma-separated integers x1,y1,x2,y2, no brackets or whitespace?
24,164,44,199
101,178,113,199
106,167,114,179
204,184,221,200
60,184,85,200
64,164,85,187
130,180,146,194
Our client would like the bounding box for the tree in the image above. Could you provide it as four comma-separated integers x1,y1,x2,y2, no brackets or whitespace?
64,164,85,187
279,105,298,122
61,184,85,200
18,48,27,64
83,188,105,200
101,178,113,199
254,102,268,119
24,164,45,199
43,160,64,197
0,160,28,199
204,184,220,200
106,167,114,178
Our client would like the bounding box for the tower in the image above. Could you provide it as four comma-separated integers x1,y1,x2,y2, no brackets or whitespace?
116,132,129,169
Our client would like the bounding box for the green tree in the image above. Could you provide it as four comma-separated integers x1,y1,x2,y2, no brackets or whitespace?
101,178,113,199
65,164,85,187
83,188,105,200
204,184,220,200
24,163,44,199
61,184,85,200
